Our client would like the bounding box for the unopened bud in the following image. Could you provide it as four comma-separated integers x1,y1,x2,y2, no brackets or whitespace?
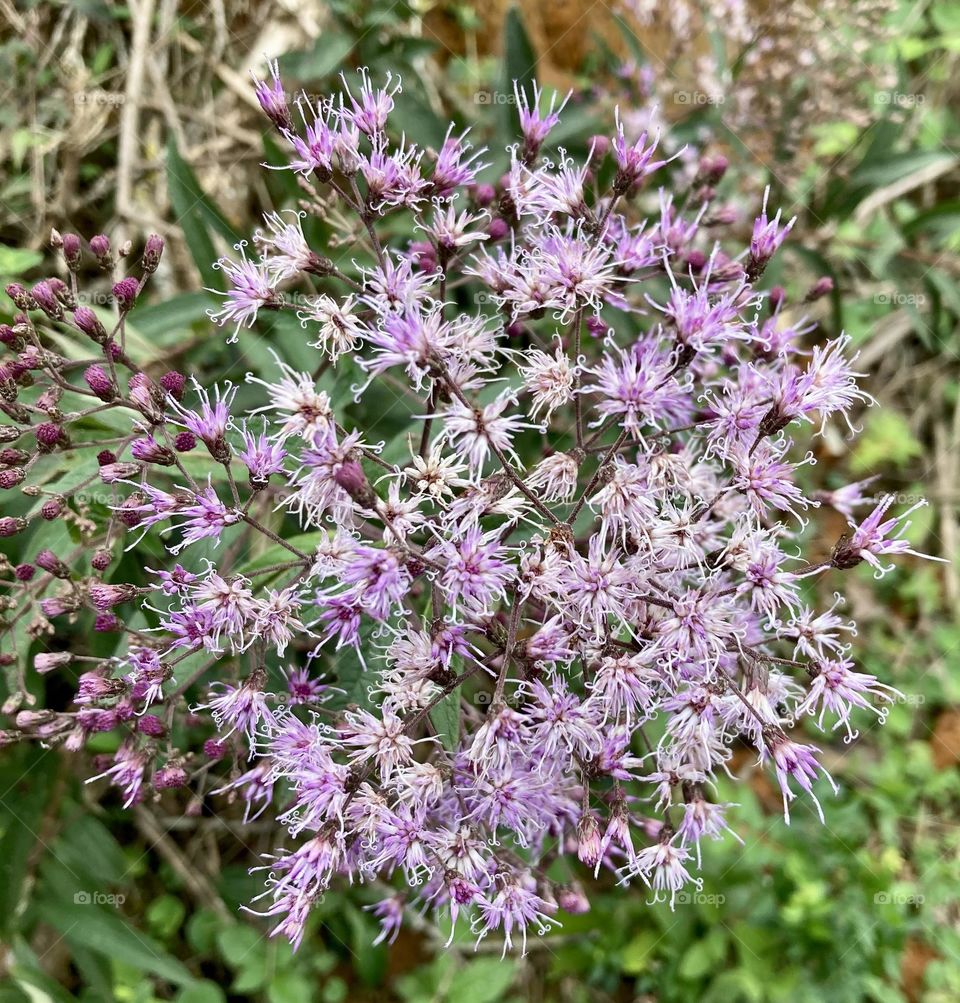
142,234,164,273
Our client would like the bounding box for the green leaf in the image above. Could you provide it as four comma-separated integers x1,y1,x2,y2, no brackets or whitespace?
131,292,217,343
231,955,269,994
146,895,187,939
217,923,264,968
166,136,238,289
34,897,194,986
278,34,355,81
267,971,314,1003
48,815,129,888
429,691,460,752
678,927,727,980
7,937,77,1003
851,151,956,190
851,409,922,474
176,984,227,1003
185,909,221,954
0,244,43,278
620,929,660,975
447,958,517,1003
0,749,56,936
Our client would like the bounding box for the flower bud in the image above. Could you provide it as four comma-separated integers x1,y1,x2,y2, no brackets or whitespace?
16,710,55,730
47,278,74,310
588,134,610,159
94,613,120,632
91,549,112,571
89,234,112,267
0,448,28,466
84,365,117,401
174,431,196,452
88,582,139,610
73,306,108,343
0,467,25,489
556,883,591,914
6,283,36,311
35,651,72,674
142,234,164,273
487,218,510,241
159,371,186,399
78,708,117,732
0,324,23,349
30,281,63,320
61,233,83,271
40,497,64,520
138,715,166,737
35,422,65,452
118,493,144,528
131,436,175,465
806,276,834,302
128,372,164,423
14,563,35,581
112,277,139,312
40,595,79,617
0,516,26,536
99,461,141,483
153,765,188,790
36,549,70,578
473,183,496,207
699,154,729,185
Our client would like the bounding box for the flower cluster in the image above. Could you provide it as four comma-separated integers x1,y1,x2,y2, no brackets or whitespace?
0,68,937,955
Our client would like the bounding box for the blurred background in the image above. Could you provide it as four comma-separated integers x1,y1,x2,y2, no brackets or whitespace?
0,1,959,1000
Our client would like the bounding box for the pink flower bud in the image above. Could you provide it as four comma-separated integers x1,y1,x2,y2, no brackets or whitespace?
138,715,167,737
159,370,186,399
36,549,70,578
0,468,25,489
62,233,82,270
6,283,36,311
30,281,63,319
35,651,72,674
142,234,164,273
73,306,107,343
112,277,139,312
84,365,116,401
89,234,112,265
153,765,188,790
